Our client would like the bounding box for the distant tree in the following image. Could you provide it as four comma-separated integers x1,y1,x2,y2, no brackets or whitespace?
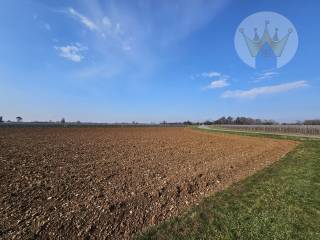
263,120,277,125
0,116,3,123
255,119,263,125
204,120,213,125
16,116,23,122
161,120,167,125
183,121,193,125
226,116,233,124
214,117,227,124
304,119,320,125
61,118,66,124
234,117,242,125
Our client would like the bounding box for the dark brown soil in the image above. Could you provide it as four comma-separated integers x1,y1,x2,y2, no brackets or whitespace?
0,127,298,239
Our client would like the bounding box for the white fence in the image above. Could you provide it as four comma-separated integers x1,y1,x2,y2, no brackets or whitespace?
209,125,320,136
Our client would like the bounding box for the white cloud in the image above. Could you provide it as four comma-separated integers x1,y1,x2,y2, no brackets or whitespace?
254,70,279,82
222,81,308,99
54,44,87,62
192,71,224,80
206,79,229,89
69,8,98,31
202,71,221,78
199,71,230,89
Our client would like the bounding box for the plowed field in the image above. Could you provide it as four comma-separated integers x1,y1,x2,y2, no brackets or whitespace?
0,127,298,239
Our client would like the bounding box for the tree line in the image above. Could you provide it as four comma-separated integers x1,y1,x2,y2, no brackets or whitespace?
303,119,320,125
209,116,277,125
193,117,320,126
0,115,320,125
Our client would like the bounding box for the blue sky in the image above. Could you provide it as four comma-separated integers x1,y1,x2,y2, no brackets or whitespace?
0,0,319,123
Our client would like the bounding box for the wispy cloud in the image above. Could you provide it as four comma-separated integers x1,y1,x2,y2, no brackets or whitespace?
69,8,98,31
102,16,112,28
201,71,221,78
67,7,131,51
205,79,229,89
59,2,229,80
44,23,51,31
72,64,120,80
253,70,279,82
193,71,222,79
121,42,132,51
54,44,87,62
222,80,309,99
157,0,231,45
32,14,51,31
198,71,230,89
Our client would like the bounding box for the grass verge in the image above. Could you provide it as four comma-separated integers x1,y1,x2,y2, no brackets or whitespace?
136,128,320,240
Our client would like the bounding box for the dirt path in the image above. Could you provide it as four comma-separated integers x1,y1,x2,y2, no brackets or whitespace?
0,127,298,239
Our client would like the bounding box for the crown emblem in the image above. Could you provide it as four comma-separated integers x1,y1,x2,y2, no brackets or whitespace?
239,20,292,58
